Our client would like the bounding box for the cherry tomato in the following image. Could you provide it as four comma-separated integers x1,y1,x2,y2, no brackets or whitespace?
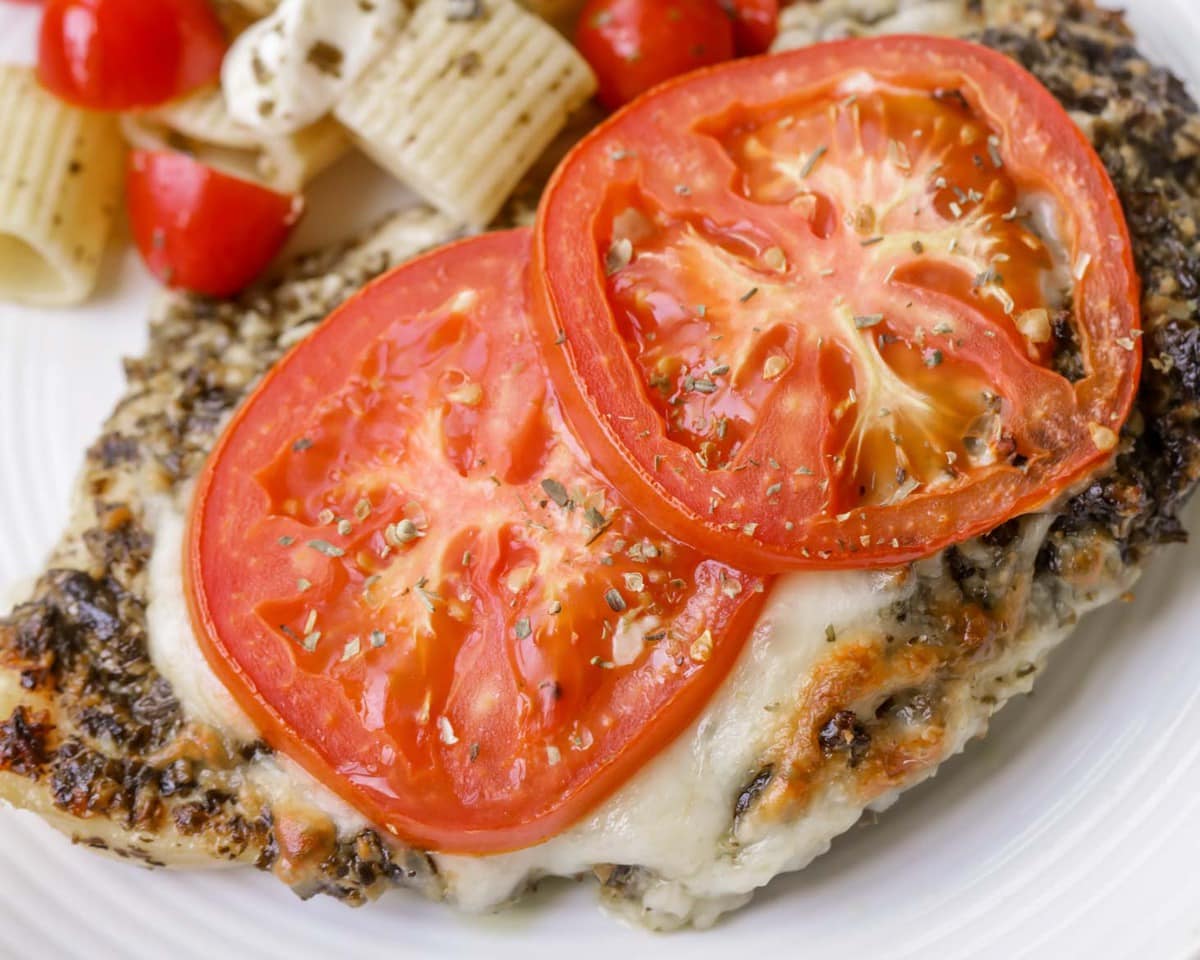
721,0,778,55
186,230,765,853
533,36,1141,571
126,150,302,297
575,0,734,110
38,0,225,110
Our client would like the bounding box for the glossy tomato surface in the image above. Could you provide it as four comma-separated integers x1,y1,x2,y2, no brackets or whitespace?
38,0,225,109
533,36,1141,572
722,0,778,55
576,0,735,109
187,230,765,854
126,150,302,297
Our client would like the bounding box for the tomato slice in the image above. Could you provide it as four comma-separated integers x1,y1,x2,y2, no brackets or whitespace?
533,36,1141,572
127,149,303,297
186,230,765,853
38,0,225,110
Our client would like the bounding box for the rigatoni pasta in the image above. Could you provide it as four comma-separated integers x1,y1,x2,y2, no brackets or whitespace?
122,85,349,192
335,0,597,227
498,100,605,227
772,0,971,50
0,66,125,307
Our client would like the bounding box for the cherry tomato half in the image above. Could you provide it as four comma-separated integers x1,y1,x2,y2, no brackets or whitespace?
127,149,302,297
575,0,735,110
38,0,225,110
721,0,779,56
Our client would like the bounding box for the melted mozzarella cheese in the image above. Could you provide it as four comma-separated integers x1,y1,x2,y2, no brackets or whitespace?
435,567,911,917
146,498,258,744
222,0,405,135
147,499,908,924
147,500,368,835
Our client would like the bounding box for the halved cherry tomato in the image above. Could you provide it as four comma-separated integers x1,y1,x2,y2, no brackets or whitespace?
721,0,778,56
575,0,735,110
126,150,302,297
533,36,1141,572
38,0,225,110
186,230,765,854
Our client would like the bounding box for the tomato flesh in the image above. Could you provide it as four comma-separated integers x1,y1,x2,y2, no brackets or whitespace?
534,36,1141,571
38,0,225,110
187,230,764,853
576,0,735,110
126,149,302,297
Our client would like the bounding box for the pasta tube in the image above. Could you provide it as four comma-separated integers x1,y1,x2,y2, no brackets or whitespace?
335,0,596,227
122,85,349,192
0,66,124,306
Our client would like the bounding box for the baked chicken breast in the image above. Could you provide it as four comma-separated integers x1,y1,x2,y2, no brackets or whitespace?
1,0,1198,930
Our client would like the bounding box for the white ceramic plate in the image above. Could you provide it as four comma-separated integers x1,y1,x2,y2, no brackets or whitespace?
3,4,1200,958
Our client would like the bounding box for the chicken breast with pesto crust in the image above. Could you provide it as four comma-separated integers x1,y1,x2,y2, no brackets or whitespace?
2,0,1198,931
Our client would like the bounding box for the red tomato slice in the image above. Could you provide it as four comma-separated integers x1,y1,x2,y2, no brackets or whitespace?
533,36,1141,572
186,230,765,854
575,0,735,110
127,149,302,297
38,0,225,110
